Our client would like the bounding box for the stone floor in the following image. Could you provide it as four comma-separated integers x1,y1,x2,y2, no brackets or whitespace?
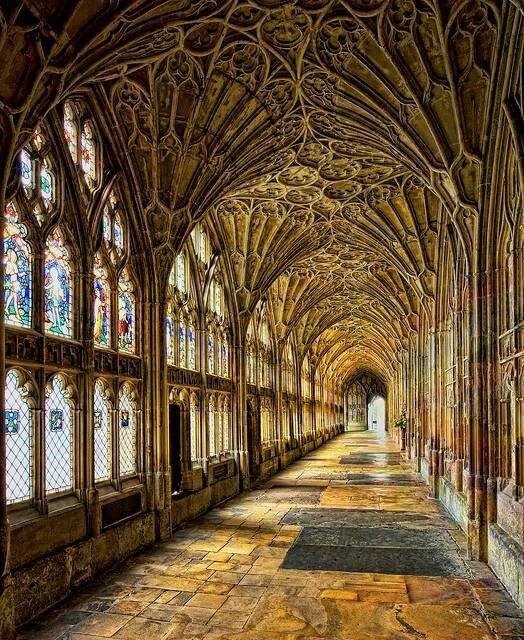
19,431,524,639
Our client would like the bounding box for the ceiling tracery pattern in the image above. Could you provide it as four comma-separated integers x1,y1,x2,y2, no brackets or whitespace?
0,0,514,387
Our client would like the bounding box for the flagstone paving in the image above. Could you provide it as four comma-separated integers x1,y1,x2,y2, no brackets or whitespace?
19,431,524,639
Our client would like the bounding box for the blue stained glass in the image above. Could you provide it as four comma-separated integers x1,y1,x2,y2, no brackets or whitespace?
118,272,135,353
40,161,53,204
20,149,32,191
179,323,186,367
103,208,111,243
121,410,130,428
166,314,174,363
208,334,214,373
93,261,111,347
5,410,19,435
222,341,228,377
50,409,63,432
4,203,32,328
188,325,195,370
44,229,72,337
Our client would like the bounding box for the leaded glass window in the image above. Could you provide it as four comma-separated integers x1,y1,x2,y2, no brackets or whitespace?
45,376,73,495
4,203,32,328
63,102,78,162
223,399,230,451
208,396,215,455
5,370,32,504
44,228,73,338
94,379,111,483
119,384,137,477
179,320,187,368
20,149,33,193
40,160,54,207
190,394,198,460
188,324,196,370
176,253,186,293
222,336,229,378
93,259,111,348
81,122,97,188
166,306,175,365
118,269,135,353
207,332,214,373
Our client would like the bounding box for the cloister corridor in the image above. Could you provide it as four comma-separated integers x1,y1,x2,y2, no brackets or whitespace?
19,432,524,640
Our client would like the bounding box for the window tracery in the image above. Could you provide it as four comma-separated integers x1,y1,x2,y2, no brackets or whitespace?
167,251,197,370
206,271,230,378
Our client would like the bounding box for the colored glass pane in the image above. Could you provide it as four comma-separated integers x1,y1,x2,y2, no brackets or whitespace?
93,260,111,347
63,103,77,160
176,253,186,293
166,310,174,364
222,339,229,378
114,214,124,253
179,321,186,368
118,271,135,353
207,333,214,373
188,325,196,370
44,229,72,337
190,398,198,460
4,203,32,328
45,376,73,494
5,370,32,504
40,160,54,205
103,207,111,244
81,122,96,187
20,149,33,191
94,379,111,482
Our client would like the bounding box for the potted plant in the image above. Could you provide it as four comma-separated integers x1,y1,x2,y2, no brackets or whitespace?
394,407,407,450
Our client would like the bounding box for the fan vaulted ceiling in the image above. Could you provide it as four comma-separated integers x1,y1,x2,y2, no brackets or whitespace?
0,0,502,385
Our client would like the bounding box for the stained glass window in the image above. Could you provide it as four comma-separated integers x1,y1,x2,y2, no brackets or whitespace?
179,320,187,368
119,384,137,477
166,306,174,365
40,160,54,206
33,129,44,151
63,102,78,161
4,203,32,328
5,370,32,504
103,207,111,244
188,324,196,370
118,270,135,353
208,397,215,455
190,395,198,460
217,334,222,376
93,259,111,347
81,122,97,188
176,253,186,293
45,376,73,494
207,332,214,373
222,336,229,378
248,348,255,384
94,379,111,483
20,149,33,192
114,214,124,253
44,228,73,338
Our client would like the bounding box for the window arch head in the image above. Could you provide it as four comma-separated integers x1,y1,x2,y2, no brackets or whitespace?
19,128,56,224
5,369,33,504
45,227,73,338
103,192,126,263
4,202,32,328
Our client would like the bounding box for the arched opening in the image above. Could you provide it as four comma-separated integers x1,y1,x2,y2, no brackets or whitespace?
367,395,386,435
